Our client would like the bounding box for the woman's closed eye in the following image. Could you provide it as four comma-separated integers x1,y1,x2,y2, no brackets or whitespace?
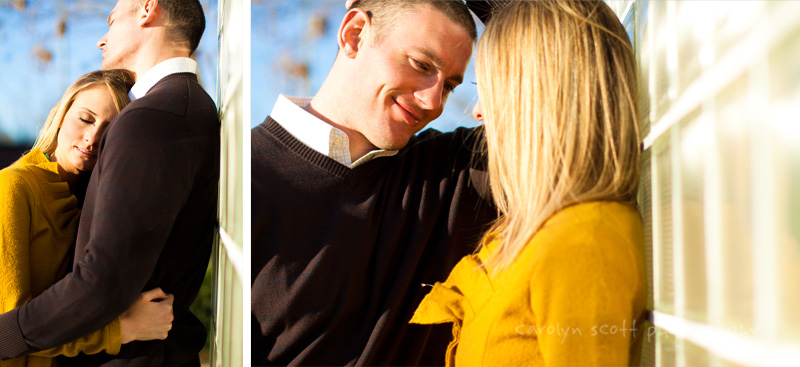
78,115,95,124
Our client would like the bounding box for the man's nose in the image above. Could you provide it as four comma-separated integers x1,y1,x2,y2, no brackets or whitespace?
414,79,444,111
97,35,106,50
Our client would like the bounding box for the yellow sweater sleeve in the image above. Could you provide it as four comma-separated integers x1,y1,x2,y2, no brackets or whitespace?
530,224,641,367
0,170,34,316
0,169,122,358
30,318,121,357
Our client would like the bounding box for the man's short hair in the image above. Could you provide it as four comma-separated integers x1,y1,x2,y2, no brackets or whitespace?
132,0,206,54
350,0,478,43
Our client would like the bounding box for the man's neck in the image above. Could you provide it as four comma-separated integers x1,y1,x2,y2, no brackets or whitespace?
303,97,376,162
131,49,191,82
308,75,378,162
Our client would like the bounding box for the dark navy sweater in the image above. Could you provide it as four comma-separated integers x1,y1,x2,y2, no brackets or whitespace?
251,117,496,365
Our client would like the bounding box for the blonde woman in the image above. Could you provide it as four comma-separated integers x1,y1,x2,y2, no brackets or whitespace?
0,70,174,367
412,1,645,366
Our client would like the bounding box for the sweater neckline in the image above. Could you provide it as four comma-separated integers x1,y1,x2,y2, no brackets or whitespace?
18,148,61,177
262,116,392,186
14,148,79,217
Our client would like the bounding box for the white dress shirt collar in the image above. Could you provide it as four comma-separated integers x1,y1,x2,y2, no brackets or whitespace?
269,94,397,167
129,57,198,100
270,95,335,159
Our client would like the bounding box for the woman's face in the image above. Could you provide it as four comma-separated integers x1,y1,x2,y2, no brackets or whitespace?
53,86,118,175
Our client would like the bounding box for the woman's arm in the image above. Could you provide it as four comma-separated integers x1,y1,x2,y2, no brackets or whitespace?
0,172,116,357
0,171,34,317
1,171,121,358
31,288,174,357
31,320,122,357
530,224,643,366
0,170,172,358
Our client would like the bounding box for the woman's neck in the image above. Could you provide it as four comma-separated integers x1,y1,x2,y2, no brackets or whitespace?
49,154,83,195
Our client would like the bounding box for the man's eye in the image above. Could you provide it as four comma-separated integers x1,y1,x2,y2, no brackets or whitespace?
415,60,430,72
444,83,456,93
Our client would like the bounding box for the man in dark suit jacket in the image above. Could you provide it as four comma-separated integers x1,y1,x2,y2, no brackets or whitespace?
0,0,219,366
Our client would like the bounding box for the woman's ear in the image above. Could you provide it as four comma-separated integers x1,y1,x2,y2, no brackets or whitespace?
338,8,370,59
57,113,66,129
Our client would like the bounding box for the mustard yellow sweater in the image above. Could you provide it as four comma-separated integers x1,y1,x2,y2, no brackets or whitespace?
0,149,121,367
411,201,646,366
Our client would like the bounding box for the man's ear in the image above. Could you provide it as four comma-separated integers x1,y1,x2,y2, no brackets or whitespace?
338,8,370,59
138,0,159,27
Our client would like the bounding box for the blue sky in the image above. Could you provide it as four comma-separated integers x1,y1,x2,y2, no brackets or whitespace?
250,0,484,133
0,0,481,146
0,0,218,146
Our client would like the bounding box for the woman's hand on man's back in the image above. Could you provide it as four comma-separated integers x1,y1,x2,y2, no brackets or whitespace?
120,288,174,344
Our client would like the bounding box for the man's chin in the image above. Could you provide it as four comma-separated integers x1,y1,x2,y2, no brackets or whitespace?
369,122,424,150
376,135,413,151
100,59,119,71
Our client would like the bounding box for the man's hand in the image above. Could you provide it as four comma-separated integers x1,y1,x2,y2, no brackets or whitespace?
120,288,174,344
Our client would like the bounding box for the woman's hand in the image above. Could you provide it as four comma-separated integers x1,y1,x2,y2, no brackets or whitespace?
120,288,175,344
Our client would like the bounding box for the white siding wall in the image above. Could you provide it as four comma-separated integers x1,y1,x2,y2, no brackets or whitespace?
213,0,244,365
606,1,800,365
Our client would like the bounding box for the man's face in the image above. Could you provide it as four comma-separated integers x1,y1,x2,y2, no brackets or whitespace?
347,4,473,150
97,0,141,70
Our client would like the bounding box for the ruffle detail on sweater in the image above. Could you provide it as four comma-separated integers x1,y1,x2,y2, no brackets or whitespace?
410,247,496,326
410,244,497,367
14,149,79,228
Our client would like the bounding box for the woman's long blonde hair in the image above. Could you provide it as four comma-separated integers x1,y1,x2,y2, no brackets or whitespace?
477,0,640,271
31,69,135,155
